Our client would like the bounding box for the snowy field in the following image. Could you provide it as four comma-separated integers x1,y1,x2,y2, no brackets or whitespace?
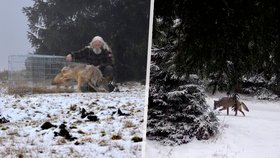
0,82,145,158
146,94,280,158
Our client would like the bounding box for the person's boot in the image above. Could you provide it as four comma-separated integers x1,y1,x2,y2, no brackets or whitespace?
107,82,115,92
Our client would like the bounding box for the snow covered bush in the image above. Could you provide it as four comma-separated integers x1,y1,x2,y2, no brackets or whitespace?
241,74,280,100
146,48,219,145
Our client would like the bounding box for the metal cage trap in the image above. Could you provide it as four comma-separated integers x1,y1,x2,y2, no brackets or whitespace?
8,55,75,94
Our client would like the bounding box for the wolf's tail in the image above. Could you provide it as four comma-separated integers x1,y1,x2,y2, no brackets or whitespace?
241,102,249,112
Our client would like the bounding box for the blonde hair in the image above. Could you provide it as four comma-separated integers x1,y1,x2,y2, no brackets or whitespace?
89,36,111,52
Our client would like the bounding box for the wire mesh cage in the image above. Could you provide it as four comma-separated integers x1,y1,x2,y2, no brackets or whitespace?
8,55,73,94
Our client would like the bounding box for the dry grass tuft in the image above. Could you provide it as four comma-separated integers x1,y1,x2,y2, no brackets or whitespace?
112,143,125,151
111,134,122,140
80,137,94,143
98,139,108,146
56,137,67,145
0,70,8,81
123,120,135,128
8,85,74,95
100,130,106,137
17,153,24,158
131,136,143,142
69,104,77,111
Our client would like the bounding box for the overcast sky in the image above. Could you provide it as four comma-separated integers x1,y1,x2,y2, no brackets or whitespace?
0,0,34,70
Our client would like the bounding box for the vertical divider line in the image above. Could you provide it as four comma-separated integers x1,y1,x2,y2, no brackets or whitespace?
142,0,155,157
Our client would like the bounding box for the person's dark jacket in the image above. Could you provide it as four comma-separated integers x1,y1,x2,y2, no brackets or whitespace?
70,46,113,68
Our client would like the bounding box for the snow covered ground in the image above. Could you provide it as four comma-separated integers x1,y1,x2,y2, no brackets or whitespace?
0,82,145,158
146,94,280,158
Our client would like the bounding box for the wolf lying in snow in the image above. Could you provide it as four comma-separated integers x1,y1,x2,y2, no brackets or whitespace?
214,97,249,116
51,64,109,92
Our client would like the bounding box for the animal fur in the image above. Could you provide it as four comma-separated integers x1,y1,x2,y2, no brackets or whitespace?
51,64,109,92
214,97,249,116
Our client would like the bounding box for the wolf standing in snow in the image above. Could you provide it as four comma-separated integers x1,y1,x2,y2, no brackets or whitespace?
214,97,249,116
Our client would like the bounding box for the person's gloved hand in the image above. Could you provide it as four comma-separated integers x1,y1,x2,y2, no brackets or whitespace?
66,54,72,62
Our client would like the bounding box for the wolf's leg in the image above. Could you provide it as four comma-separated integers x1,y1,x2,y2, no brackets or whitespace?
88,82,101,92
234,101,238,116
227,107,229,115
99,86,109,92
96,86,108,93
235,109,238,116
77,77,82,92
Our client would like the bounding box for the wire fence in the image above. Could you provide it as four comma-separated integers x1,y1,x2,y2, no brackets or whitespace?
8,55,71,94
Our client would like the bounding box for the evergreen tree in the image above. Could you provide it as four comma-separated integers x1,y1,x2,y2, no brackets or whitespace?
147,47,219,145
